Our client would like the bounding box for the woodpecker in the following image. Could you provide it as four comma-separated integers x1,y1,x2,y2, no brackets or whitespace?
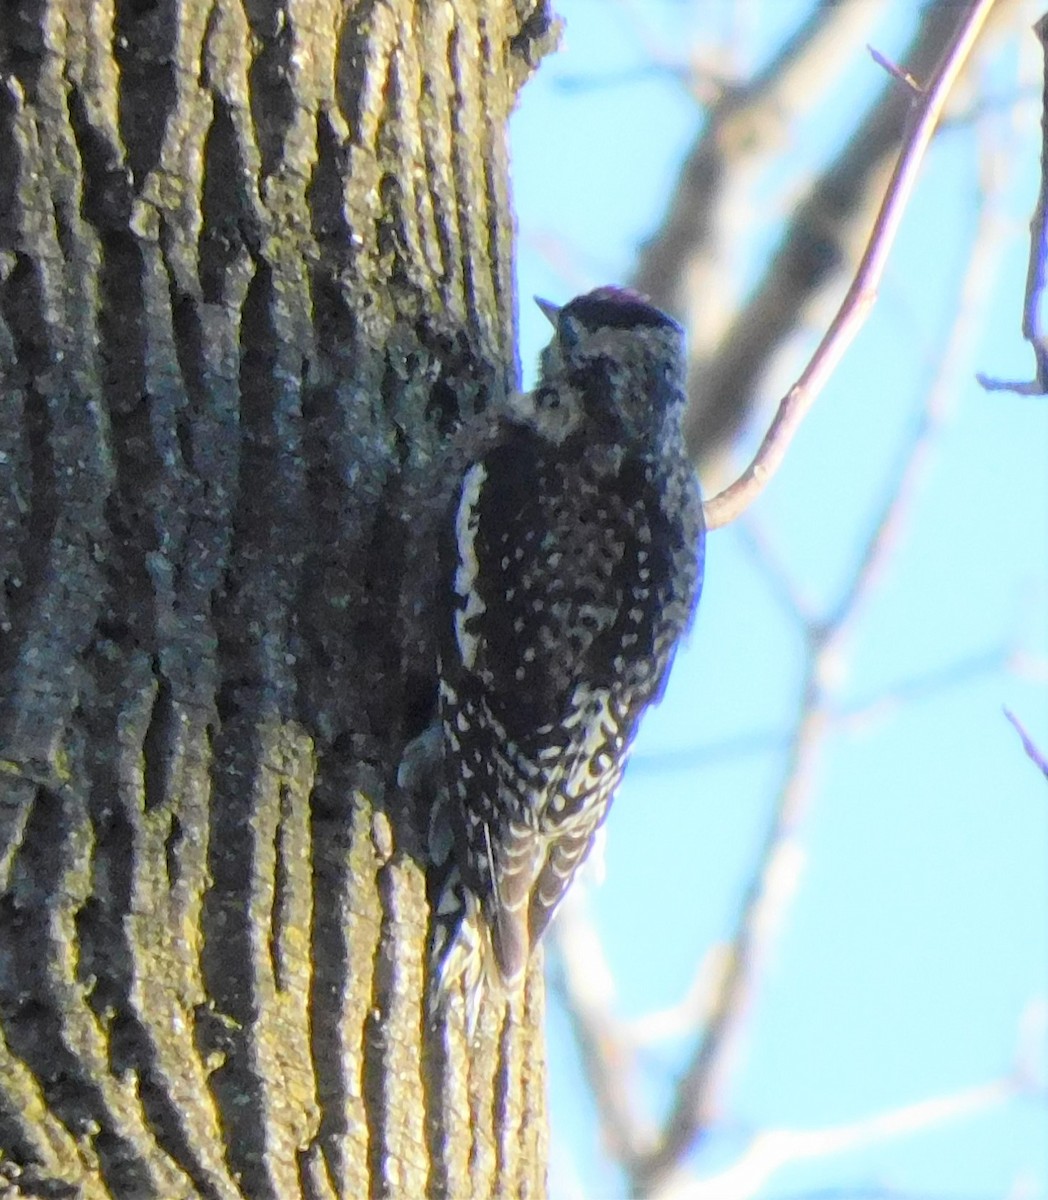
429,286,704,1018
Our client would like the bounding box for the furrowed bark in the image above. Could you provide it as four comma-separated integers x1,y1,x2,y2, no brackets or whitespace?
0,2,556,1196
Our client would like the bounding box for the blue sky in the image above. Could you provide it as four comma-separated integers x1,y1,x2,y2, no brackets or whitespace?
509,3,1047,1197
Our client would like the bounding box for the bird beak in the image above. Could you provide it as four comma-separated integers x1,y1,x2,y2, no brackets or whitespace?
534,296,561,326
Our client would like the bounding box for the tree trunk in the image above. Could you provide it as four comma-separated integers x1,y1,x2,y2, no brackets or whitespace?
0,2,556,1196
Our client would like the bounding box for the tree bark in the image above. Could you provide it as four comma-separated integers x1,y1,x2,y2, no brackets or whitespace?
0,2,556,1196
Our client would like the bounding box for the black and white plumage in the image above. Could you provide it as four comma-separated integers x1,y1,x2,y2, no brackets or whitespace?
429,286,705,1015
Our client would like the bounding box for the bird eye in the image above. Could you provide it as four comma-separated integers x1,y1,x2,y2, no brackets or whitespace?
558,315,582,351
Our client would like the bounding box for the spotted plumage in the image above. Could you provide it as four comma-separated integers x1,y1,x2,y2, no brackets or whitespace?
429,287,704,1016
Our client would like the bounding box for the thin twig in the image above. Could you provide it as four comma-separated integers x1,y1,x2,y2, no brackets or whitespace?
628,86,1019,1195
631,672,827,1197
702,0,999,530
636,0,885,395
978,13,1048,395
549,897,652,1163
1003,706,1048,780
551,6,1025,1192
867,44,923,94
835,645,1009,732
676,1079,1015,1200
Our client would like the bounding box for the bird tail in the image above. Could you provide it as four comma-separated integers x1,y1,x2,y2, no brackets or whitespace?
428,867,496,1035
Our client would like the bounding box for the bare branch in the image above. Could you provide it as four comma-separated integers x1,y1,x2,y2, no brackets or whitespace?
631,672,827,1198
672,1079,1016,1200
978,13,1048,394
679,2,1008,473
545,8,1032,1193
1003,706,1048,780
624,647,1008,775
702,0,999,531
867,44,923,95
627,102,1020,1195
636,0,888,455
834,646,1009,732
550,897,652,1165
